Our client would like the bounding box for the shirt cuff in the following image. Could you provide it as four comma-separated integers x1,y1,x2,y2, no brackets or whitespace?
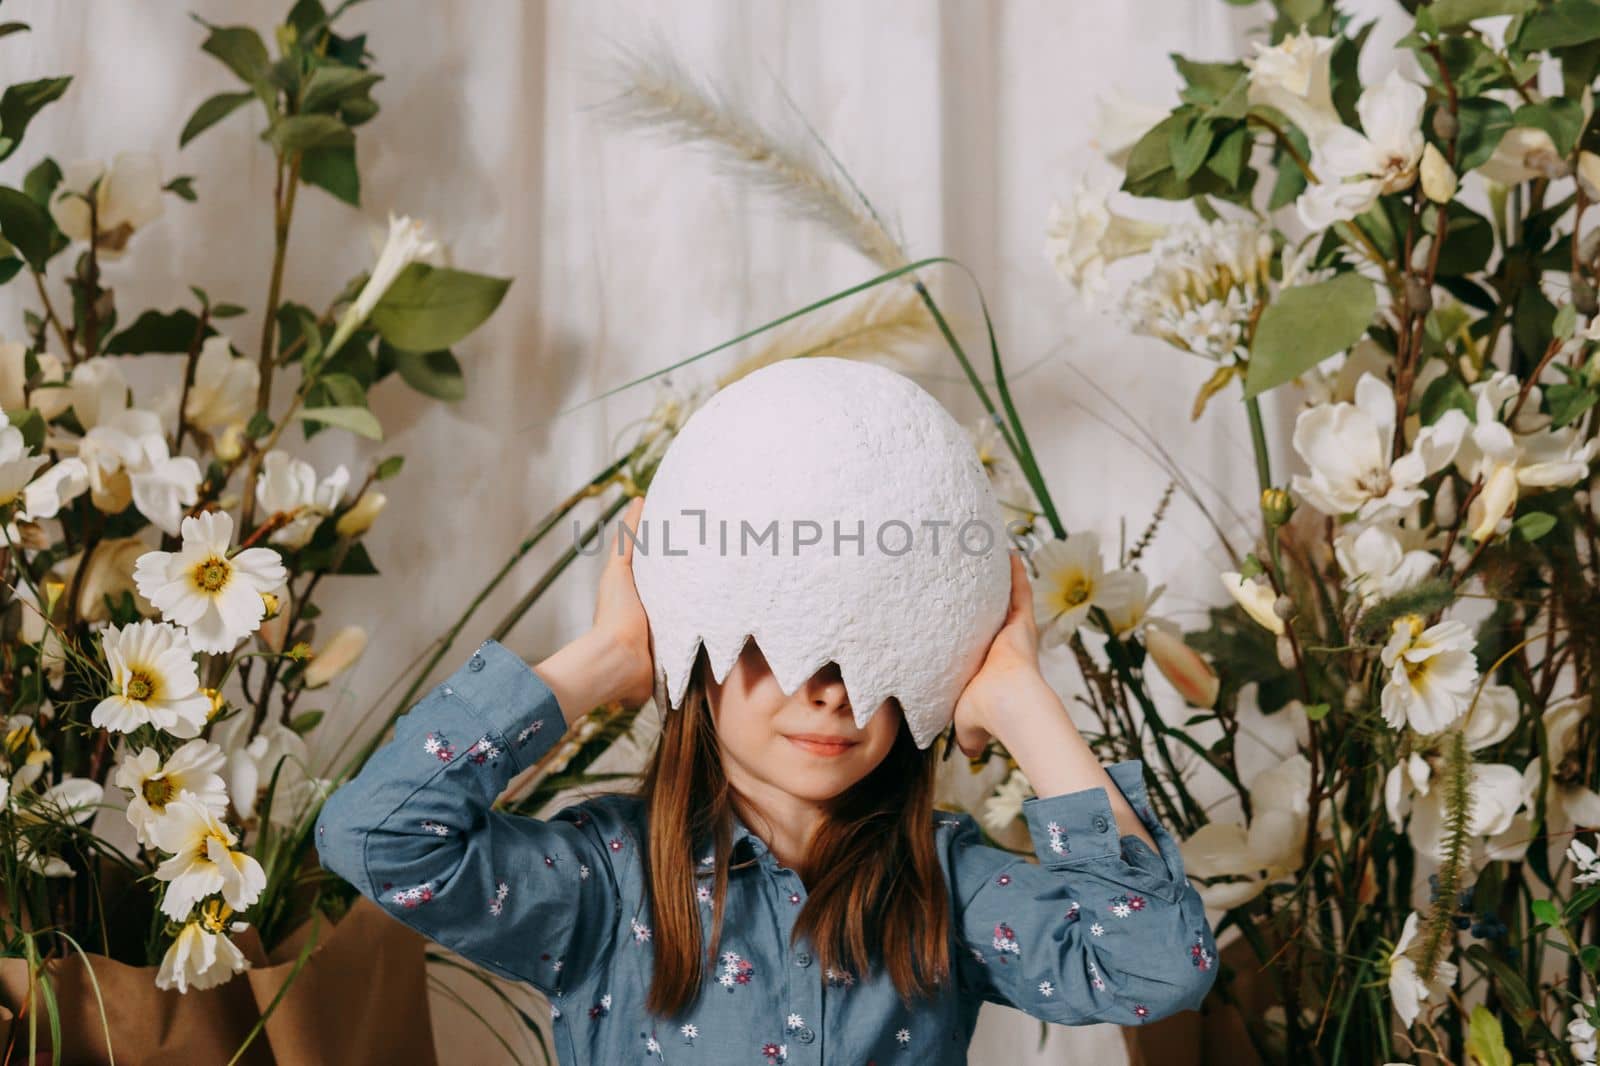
1020,759,1151,866
435,636,569,775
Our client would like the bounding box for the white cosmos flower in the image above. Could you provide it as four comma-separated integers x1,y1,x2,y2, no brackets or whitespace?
1182,753,1324,909
0,407,47,506
1388,911,1457,1028
91,620,213,738
1291,372,1468,521
303,624,367,687
112,738,229,849
1527,697,1600,832
1219,570,1283,635
18,456,90,522
1297,70,1427,230
133,510,288,654
155,898,252,993
1031,532,1143,645
183,336,259,434
1333,520,1439,606
254,449,351,549
1045,176,1166,305
11,775,104,877
1379,616,1478,734
149,789,266,922
48,152,165,259
1244,28,1341,143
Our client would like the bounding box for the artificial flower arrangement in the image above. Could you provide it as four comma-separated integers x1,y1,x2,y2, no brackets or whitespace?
531,10,1600,1063
0,2,511,1058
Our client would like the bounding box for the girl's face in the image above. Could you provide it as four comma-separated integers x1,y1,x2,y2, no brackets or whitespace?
707,639,902,804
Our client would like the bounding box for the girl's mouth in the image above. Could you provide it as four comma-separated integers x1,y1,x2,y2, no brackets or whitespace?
784,734,858,757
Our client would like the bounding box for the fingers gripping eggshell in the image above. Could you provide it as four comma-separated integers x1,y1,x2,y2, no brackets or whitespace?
630,356,1013,749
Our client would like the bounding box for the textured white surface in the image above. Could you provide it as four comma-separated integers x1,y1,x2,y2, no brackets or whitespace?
632,357,1013,748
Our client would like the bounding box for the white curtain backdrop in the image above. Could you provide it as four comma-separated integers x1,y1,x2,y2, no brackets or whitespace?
0,1,1405,1061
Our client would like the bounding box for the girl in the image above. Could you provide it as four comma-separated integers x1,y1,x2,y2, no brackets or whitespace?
314,496,1218,1063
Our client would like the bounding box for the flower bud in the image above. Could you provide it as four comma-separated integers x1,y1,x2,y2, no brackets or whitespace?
1467,462,1519,541
1431,109,1458,142
336,490,386,538
1276,633,1297,671
1260,487,1294,528
304,624,368,687
1273,594,1297,621
1143,621,1220,709
1420,142,1457,204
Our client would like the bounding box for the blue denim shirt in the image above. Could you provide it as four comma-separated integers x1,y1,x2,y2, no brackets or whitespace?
314,637,1218,1064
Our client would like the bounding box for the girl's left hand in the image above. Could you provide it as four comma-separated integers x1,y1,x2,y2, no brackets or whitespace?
951,551,1044,758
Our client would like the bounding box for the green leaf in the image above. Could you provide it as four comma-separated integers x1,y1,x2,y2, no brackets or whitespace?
1514,97,1585,155
180,90,255,148
22,157,61,206
104,309,207,355
1581,944,1600,974
1531,897,1562,926
1516,0,1600,51
164,176,196,202
1206,126,1250,187
0,185,52,269
375,455,405,480
301,65,382,113
1455,97,1515,173
1124,114,1184,186
300,142,359,205
1546,382,1598,427
1554,301,1580,340
212,302,247,318
1172,115,1216,181
369,263,511,353
1420,371,1475,424
295,404,382,440
0,256,21,285
262,114,351,155
199,24,272,86
1246,272,1376,398
1305,702,1331,721
1465,1005,1514,1066
392,346,465,401
1432,201,1495,276
1430,0,1534,27
1172,56,1248,102
0,77,71,164
288,710,324,734
0,22,31,40
1513,512,1556,541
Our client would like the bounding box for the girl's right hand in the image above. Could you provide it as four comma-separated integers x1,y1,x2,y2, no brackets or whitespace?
589,495,656,709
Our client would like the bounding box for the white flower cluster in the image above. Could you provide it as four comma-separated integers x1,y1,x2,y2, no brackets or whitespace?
1119,219,1275,363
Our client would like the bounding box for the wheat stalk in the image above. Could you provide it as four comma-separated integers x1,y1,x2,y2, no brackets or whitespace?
601,43,909,273
717,285,935,388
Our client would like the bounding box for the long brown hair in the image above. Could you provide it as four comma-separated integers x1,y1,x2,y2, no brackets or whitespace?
631,642,952,1018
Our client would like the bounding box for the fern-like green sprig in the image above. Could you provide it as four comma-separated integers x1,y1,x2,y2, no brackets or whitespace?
1417,728,1474,981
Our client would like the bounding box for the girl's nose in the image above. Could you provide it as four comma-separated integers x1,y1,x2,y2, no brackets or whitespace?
806,662,852,715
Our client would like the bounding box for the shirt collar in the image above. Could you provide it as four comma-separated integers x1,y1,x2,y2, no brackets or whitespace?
694,806,768,867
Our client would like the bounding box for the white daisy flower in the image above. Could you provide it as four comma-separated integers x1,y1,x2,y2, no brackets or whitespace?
112,738,228,848
1379,616,1479,734
1031,531,1141,645
91,620,213,738
149,789,267,921
133,510,288,654
154,898,251,992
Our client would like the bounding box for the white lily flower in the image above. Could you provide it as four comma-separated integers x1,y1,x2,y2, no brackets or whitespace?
1031,532,1143,645
1379,615,1478,734
1291,372,1468,521
183,336,259,434
1045,176,1166,305
303,624,367,687
1219,570,1284,635
325,213,443,359
112,738,229,849
1388,911,1457,1028
48,152,166,259
254,449,351,549
133,510,288,654
1297,70,1427,230
149,789,266,921
91,619,213,738
1245,28,1342,143
155,898,252,993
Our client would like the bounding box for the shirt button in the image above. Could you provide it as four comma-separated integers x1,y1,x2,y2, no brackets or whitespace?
1092,815,1110,833
468,654,485,671
797,1026,815,1043
795,951,812,968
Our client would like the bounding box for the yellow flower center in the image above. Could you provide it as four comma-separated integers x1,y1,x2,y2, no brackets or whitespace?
192,556,232,593
142,776,176,808
199,898,234,934
1054,572,1092,609
125,672,156,702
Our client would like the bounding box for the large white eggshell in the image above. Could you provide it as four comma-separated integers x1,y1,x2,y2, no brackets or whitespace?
631,356,1012,749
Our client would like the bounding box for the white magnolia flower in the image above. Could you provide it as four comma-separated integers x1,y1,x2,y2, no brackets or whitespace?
59,534,158,623
155,898,252,993
1379,616,1479,734
0,339,69,420
1408,760,1529,862
63,356,131,430
1291,373,1468,521
1460,682,1518,752
1244,28,1341,142
215,710,320,825
1385,752,1434,828
91,620,213,738
1527,697,1600,831
1031,532,1143,645
1297,71,1427,230
1298,338,1393,408
254,449,351,549
48,151,165,259
1045,176,1166,305
149,789,266,922
303,624,367,687
78,406,203,534
982,766,1034,833
183,336,259,434
112,738,229,849
1120,219,1275,361
1388,911,1457,1028
133,510,288,654
1182,753,1323,909
0,407,47,506
1333,520,1439,606
18,456,90,522
1219,570,1284,635
1478,126,1569,185
1568,836,1600,886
